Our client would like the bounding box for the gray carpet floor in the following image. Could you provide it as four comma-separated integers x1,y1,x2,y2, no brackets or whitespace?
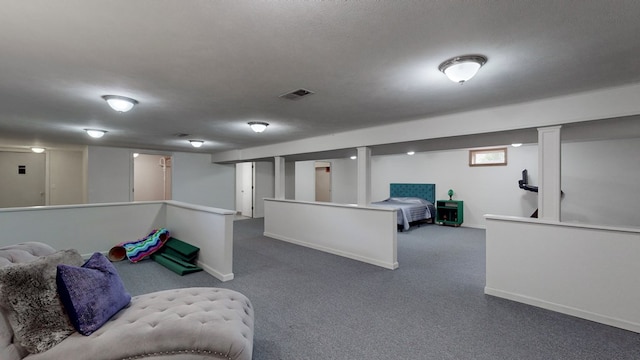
114,219,640,360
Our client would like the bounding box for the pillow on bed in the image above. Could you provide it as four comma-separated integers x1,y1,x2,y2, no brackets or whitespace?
57,252,131,335
0,249,83,353
390,197,431,205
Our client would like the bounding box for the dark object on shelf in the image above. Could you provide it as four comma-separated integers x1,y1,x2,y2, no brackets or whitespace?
436,200,463,227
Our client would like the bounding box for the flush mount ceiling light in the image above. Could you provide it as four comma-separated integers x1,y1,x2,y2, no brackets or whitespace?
189,140,204,148
85,129,107,138
407,151,415,155
350,156,357,160
248,121,269,133
438,55,487,84
511,143,523,147
31,147,45,153
102,95,138,112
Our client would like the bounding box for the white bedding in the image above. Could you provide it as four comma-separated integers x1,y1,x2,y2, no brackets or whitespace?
371,197,434,231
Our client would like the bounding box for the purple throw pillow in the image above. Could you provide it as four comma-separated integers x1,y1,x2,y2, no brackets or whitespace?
56,252,131,335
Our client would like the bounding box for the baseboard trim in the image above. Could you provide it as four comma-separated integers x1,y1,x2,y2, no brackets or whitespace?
199,262,234,282
264,231,398,270
484,287,640,333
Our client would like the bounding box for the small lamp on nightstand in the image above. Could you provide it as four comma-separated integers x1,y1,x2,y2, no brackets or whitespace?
448,189,454,200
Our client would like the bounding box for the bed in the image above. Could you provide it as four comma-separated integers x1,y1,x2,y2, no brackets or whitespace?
371,183,436,231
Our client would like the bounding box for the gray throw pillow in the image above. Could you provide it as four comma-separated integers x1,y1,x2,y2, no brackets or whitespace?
0,249,83,353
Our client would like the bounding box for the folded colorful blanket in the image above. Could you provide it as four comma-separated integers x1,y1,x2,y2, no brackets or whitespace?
108,228,170,263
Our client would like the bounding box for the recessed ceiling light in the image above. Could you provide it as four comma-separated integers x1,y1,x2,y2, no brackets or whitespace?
248,122,269,133
512,143,523,147
189,140,204,148
438,55,487,84
85,129,107,138
31,147,45,153
407,151,415,155
102,95,138,112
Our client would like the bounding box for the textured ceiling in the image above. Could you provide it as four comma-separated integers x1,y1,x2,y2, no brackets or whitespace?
1,1,640,154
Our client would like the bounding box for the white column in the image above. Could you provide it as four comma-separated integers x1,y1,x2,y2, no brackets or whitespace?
357,147,371,206
274,156,285,199
537,126,562,221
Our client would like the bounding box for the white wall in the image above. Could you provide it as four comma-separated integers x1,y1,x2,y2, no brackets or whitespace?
87,146,132,203
253,161,274,218
371,145,539,228
170,152,235,209
48,149,84,205
485,215,640,333
212,83,640,163
0,202,165,255
296,137,640,228
165,201,235,281
295,161,315,201
1,148,86,207
298,145,538,228
0,201,236,282
285,161,295,200
264,199,398,269
86,148,235,210
330,158,358,204
562,138,640,227
0,151,46,207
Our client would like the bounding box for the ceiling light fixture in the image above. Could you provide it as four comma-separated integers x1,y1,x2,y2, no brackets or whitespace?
407,151,415,155
350,156,357,160
512,143,523,147
85,129,107,138
102,95,139,112
438,55,487,84
248,121,269,133
31,147,45,153
189,140,204,148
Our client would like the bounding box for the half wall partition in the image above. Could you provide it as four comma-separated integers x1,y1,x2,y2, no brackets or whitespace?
0,200,236,281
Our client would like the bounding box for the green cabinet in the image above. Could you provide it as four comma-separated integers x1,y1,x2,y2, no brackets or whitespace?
436,200,463,227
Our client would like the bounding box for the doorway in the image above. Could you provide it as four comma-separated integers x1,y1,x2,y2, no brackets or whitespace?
133,153,172,201
315,161,331,202
236,162,253,217
0,151,46,207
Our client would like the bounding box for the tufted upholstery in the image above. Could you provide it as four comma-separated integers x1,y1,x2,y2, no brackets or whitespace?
0,243,254,360
0,242,57,268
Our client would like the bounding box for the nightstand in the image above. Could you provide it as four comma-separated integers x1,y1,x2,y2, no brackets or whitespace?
436,200,463,227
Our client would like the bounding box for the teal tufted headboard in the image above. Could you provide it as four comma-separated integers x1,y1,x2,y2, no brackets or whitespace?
389,183,436,204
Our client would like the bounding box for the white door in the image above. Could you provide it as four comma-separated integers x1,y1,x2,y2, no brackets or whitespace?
240,162,253,217
0,152,46,207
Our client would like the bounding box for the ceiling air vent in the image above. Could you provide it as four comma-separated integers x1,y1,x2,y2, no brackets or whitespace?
279,88,314,100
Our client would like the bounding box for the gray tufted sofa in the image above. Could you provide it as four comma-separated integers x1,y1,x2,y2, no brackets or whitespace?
0,242,254,360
